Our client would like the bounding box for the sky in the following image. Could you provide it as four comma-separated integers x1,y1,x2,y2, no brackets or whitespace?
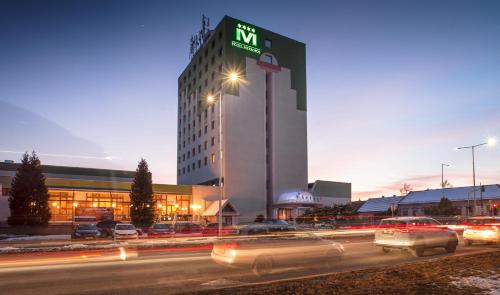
1,0,499,200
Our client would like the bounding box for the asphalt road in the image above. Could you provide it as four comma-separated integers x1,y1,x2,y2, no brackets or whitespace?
0,236,497,295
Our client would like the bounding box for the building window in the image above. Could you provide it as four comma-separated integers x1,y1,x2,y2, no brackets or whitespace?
178,144,181,151
192,148,195,156
264,54,273,64
198,145,201,153
178,169,181,176
218,47,223,56
192,134,195,141
178,156,181,163
192,163,195,171
187,166,190,172
204,141,207,150
204,125,208,134
264,39,272,48
211,120,215,129
211,137,215,146
198,160,201,168
211,153,216,163
211,72,215,81
182,167,185,174
198,129,201,137
183,141,185,148
211,56,215,65
187,151,190,159
204,157,208,166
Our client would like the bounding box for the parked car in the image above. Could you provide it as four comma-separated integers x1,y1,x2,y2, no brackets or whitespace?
463,217,500,246
374,217,459,257
71,224,100,240
113,223,139,240
96,219,119,238
174,223,202,235
148,223,174,238
261,219,296,232
238,223,270,235
212,234,344,276
202,223,239,236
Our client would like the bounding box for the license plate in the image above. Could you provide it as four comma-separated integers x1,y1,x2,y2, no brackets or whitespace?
383,230,394,235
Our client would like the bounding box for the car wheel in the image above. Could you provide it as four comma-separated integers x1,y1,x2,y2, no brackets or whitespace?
464,239,473,246
252,255,273,276
411,238,425,257
445,239,458,253
323,249,342,269
381,247,391,253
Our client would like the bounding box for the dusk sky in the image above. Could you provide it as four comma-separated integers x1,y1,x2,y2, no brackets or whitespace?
1,0,499,200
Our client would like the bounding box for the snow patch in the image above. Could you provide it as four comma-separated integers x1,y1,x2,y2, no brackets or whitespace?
5,235,70,241
452,274,500,294
0,247,19,252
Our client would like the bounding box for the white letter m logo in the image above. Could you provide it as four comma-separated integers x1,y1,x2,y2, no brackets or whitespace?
236,24,257,46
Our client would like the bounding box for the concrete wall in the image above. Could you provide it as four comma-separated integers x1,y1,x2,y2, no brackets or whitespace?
222,57,268,222
268,62,308,208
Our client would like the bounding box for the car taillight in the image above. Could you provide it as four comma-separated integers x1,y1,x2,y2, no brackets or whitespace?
225,242,239,249
399,228,410,233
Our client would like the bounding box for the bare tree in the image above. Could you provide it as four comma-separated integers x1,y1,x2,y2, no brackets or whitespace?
441,180,453,188
400,183,413,196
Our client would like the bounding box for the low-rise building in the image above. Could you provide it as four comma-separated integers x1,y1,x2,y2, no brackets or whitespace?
357,195,403,217
398,185,500,216
0,162,240,225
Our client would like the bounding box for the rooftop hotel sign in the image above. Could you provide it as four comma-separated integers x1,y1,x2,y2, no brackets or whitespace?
232,23,261,54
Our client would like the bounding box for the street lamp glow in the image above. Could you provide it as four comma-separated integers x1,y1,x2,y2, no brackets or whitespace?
487,138,496,146
207,95,215,103
228,72,239,82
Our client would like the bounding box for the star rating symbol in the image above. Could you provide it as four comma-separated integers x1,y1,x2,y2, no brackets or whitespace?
237,23,242,28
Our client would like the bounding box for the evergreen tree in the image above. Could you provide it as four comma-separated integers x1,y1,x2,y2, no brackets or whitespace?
130,158,155,227
430,197,456,216
8,152,51,226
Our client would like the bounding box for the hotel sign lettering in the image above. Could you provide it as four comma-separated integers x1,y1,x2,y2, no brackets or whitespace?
232,23,261,54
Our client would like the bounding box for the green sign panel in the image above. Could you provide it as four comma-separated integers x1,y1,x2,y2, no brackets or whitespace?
231,23,261,54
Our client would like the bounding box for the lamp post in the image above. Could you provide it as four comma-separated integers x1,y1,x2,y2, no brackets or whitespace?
457,138,496,216
207,71,240,237
441,163,450,199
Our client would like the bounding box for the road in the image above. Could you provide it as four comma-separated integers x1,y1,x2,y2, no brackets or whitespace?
0,235,497,295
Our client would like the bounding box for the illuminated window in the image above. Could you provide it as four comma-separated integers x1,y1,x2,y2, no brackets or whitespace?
265,39,272,48
211,153,216,163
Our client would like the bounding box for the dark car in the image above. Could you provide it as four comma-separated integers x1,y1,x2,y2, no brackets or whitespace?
71,224,100,240
148,223,174,238
202,223,239,236
238,223,270,235
261,219,296,232
96,219,119,238
174,223,202,235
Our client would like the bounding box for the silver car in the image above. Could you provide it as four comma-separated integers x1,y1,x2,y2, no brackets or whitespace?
211,234,344,275
463,217,500,245
374,217,458,257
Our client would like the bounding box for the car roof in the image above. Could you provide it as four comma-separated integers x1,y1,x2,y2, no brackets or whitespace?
467,216,500,219
382,217,432,221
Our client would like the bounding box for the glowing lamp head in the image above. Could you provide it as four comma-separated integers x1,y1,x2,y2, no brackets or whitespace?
487,138,496,146
228,72,239,82
207,95,215,103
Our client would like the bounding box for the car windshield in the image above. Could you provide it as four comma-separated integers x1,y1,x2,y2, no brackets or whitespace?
77,224,97,230
468,218,500,225
153,224,171,229
116,224,135,230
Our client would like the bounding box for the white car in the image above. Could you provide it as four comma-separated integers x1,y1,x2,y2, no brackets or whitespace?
463,217,500,246
374,217,459,257
113,223,139,240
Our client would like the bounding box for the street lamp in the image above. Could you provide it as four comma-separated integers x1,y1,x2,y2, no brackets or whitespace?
457,138,496,216
206,71,241,237
441,163,451,199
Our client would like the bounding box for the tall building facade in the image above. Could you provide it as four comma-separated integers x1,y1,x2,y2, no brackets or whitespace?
177,16,307,221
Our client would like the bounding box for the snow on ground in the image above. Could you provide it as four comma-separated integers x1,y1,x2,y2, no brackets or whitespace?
62,244,89,250
0,247,19,253
452,273,500,295
5,235,70,241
